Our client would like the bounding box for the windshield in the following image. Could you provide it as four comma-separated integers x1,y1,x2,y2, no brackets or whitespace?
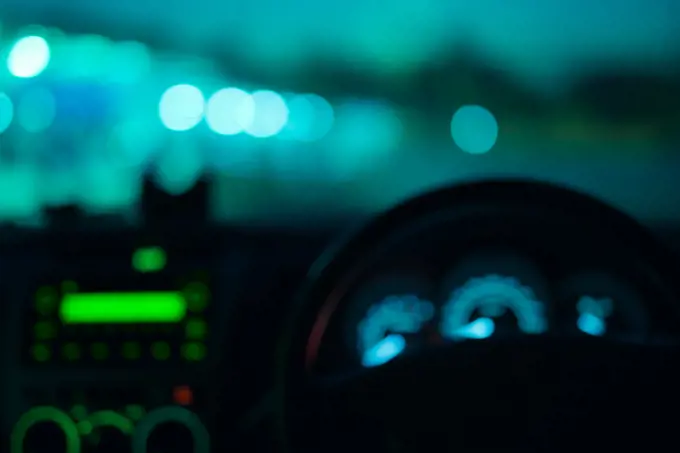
0,0,678,227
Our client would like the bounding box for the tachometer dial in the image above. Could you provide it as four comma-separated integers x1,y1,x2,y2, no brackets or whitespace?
357,295,434,367
343,274,435,368
439,251,550,341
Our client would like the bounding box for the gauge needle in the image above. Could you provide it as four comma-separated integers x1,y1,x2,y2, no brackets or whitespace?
452,317,495,340
577,312,606,336
362,334,406,368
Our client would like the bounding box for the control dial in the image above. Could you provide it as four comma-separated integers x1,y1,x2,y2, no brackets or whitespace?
439,250,550,341
79,410,133,453
132,406,209,453
11,407,80,453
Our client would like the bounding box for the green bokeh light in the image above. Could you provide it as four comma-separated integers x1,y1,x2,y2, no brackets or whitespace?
185,319,207,339
151,341,171,360
132,246,167,273
90,342,109,360
32,343,51,362
183,282,209,312
33,321,57,339
35,286,58,315
122,341,141,360
62,342,80,361
182,342,206,361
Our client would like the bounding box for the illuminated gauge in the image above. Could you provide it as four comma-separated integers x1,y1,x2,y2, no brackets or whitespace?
439,251,549,340
357,295,435,367
556,271,648,338
344,275,435,368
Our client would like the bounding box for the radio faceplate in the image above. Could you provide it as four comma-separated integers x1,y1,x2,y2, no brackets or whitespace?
7,245,223,453
22,251,212,369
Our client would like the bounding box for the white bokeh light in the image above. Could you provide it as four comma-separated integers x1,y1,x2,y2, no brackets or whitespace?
244,90,289,138
159,84,205,131
205,88,256,135
7,36,51,78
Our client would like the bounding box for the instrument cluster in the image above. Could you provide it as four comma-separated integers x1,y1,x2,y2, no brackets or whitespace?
307,248,651,374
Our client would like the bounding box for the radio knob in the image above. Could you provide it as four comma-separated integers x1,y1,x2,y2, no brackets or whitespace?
21,421,68,453
11,407,80,453
132,406,209,453
81,410,133,453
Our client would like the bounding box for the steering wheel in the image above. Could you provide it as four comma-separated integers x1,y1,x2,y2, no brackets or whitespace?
274,179,680,451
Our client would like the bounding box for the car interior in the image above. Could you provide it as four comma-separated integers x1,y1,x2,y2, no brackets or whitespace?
1,0,680,451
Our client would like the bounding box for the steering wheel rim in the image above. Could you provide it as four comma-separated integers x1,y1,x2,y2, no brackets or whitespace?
273,178,680,451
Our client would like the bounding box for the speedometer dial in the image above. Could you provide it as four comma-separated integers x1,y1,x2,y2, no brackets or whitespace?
439,251,550,341
441,275,547,340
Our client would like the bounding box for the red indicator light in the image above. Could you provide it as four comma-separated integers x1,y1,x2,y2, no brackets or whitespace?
173,385,194,406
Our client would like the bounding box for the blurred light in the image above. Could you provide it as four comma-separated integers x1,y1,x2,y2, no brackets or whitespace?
451,105,498,154
40,169,76,207
576,296,612,318
111,118,161,168
284,93,334,141
361,334,406,368
7,36,51,78
305,94,335,141
329,100,401,177
577,312,606,336
78,161,142,212
133,247,166,273
154,141,203,195
0,165,41,220
53,82,109,123
245,90,289,138
576,296,611,336
159,84,205,131
108,41,150,83
454,317,495,339
0,93,14,134
205,88,255,135
281,94,313,140
173,386,194,406
17,87,56,132
58,34,113,79
45,27,66,42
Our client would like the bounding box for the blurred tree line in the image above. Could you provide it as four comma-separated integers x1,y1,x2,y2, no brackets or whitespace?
2,10,678,147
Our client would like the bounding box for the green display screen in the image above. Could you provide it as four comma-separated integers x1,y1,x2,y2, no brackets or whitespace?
60,292,186,324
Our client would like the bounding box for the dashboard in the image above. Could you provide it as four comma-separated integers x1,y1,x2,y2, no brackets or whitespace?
2,179,680,452
0,8,679,452
0,225,325,453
